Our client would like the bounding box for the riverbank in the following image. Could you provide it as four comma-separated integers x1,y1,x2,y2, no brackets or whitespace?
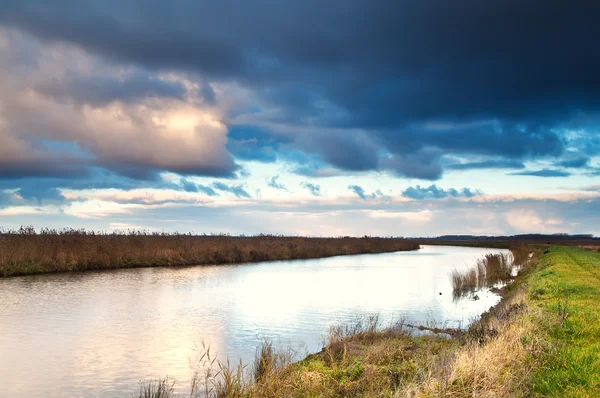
0,228,419,277
136,245,600,397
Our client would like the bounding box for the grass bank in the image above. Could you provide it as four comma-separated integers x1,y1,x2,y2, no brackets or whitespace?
0,227,419,277
135,245,600,397
526,246,600,396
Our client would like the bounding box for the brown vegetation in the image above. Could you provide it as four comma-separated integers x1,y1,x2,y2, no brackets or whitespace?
0,226,419,277
450,253,511,296
450,245,532,297
579,244,600,253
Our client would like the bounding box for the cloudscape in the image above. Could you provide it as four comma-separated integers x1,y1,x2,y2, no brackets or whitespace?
0,0,599,235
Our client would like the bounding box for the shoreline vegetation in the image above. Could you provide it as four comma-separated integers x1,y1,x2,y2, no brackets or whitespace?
136,244,600,397
0,227,419,277
449,246,530,299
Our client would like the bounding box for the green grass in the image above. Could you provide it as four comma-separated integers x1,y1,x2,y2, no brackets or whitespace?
527,246,600,397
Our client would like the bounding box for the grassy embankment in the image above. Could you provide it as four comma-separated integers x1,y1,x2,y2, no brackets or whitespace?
136,245,600,397
0,227,419,277
526,246,600,396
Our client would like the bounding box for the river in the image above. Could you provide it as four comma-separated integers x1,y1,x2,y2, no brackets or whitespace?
0,245,508,397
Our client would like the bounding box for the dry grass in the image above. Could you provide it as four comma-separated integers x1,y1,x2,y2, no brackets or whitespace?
0,226,419,277
409,289,538,397
578,244,600,253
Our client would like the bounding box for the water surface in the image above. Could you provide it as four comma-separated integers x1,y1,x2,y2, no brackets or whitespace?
0,245,508,397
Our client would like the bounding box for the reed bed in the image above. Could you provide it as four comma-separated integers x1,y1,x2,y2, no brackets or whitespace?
451,252,516,296
450,245,533,297
0,226,419,277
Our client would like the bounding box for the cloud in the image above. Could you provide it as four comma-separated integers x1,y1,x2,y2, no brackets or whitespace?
300,182,321,196
5,0,597,126
0,171,211,203
379,148,443,180
5,190,594,236
0,130,92,179
0,177,77,206
225,125,279,163
0,28,237,182
62,188,212,206
348,185,368,200
401,184,482,200
295,129,380,172
211,181,251,198
0,189,22,208
578,185,600,192
504,209,564,233
555,156,590,168
294,166,344,178
17,186,65,204
370,209,433,223
267,175,288,191
347,185,386,200
2,2,599,178
447,159,525,170
33,68,188,106
510,169,572,177
180,179,219,196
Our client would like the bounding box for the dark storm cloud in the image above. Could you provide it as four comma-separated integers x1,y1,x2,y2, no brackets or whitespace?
199,83,216,105
225,125,280,163
300,182,321,196
228,123,381,174
379,148,444,180
34,69,188,106
295,130,380,172
511,169,572,178
401,184,482,200
0,139,92,180
0,159,89,179
2,0,600,178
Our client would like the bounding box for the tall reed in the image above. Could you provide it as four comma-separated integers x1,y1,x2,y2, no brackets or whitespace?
451,252,515,296
134,378,176,398
0,226,419,277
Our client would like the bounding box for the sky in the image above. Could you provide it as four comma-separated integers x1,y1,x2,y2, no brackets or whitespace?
0,0,599,236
